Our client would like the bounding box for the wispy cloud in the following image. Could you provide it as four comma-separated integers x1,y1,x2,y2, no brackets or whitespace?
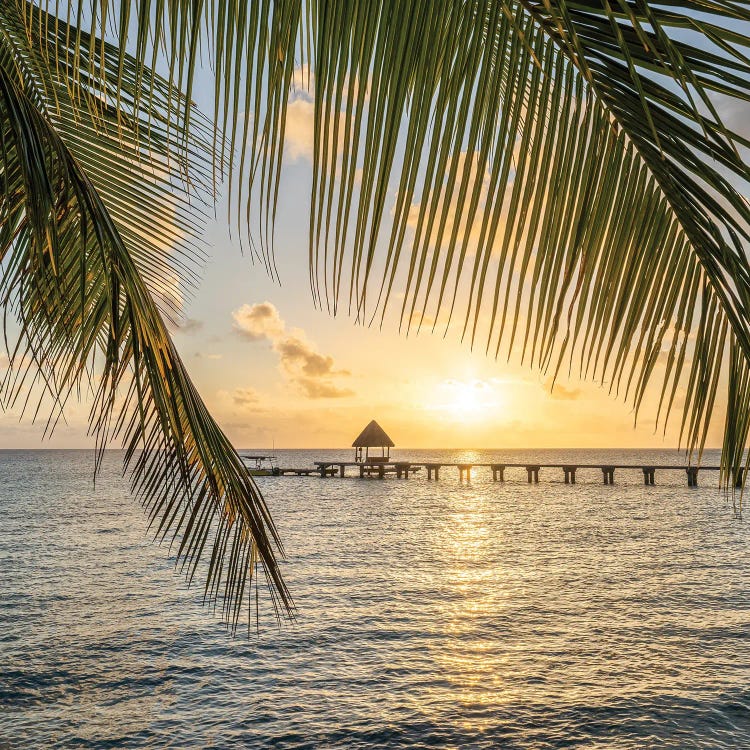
295,378,353,399
194,351,222,360
544,377,581,401
174,317,203,334
275,336,350,378
232,302,354,399
233,387,260,406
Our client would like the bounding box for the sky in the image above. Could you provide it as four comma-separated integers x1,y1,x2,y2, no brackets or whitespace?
0,14,747,451
0,145,720,451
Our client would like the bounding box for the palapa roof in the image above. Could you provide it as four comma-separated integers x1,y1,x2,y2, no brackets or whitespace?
352,420,395,448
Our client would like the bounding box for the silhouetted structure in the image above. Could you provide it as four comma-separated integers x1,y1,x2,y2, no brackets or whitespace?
352,420,394,463
308,459,720,486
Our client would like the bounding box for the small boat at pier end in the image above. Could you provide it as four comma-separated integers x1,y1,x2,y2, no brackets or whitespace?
241,455,281,476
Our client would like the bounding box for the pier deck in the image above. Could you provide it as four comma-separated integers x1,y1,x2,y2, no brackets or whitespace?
279,466,338,476
294,461,733,487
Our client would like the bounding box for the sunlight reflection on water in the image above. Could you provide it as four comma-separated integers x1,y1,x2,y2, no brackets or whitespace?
1,448,749,748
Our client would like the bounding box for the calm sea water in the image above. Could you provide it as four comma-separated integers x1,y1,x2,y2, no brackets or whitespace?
1,448,749,748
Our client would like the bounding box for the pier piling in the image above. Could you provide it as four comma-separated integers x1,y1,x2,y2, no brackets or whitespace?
602,467,615,485
458,464,473,480
642,467,655,485
563,466,577,484
395,462,412,478
525,465,540,483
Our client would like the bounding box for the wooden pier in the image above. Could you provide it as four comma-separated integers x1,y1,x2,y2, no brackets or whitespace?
285,461,736,487
248,421,739,487
277,467,337,476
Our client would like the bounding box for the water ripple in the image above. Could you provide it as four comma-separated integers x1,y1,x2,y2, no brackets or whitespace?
1,448,749,748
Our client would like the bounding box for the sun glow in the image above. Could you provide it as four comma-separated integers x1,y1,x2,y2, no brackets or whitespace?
432,378,506,422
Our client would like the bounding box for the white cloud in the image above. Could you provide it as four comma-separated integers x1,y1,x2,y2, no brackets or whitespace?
291,64,315,94
295,377,353,399
284,66,351,163
233,301,285,340
285,98,315,162
175,317,203,334
232,302,354,399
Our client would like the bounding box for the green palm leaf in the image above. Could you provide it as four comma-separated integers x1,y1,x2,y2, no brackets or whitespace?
0,1,291,631
2,0,750,629
248,0,750,485
107,0,749,485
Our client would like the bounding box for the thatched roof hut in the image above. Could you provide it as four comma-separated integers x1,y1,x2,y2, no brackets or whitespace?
352,420,394,462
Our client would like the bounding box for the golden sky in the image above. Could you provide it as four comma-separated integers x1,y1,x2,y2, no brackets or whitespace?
0,65,739,451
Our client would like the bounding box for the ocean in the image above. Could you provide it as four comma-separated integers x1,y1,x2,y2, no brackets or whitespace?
1,448,749,748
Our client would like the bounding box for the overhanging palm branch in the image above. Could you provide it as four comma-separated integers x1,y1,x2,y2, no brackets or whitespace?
99,0,749,479
1,0,749,628
0,1,291,630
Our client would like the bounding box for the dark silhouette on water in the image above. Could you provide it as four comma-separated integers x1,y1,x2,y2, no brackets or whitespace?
274,460,731,487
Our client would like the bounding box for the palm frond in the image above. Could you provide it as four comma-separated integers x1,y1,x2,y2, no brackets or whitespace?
1,1,218,321
4,1,750,635
155,0,749,488
0,3,292,630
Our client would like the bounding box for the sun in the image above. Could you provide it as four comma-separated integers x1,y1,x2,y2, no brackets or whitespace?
433,378,502,422
452,382,481,414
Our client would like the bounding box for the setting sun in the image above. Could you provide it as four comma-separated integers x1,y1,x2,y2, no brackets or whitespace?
432,378,505,422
